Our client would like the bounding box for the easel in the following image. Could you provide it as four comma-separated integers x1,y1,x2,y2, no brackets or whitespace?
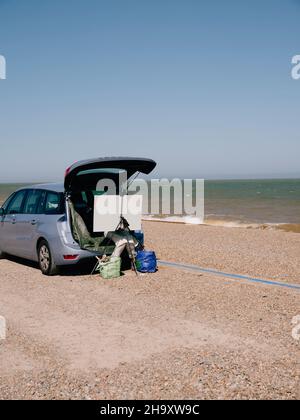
115,215,138,275
91,196,140,276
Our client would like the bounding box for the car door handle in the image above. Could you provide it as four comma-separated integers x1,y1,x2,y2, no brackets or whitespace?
31,219,38,225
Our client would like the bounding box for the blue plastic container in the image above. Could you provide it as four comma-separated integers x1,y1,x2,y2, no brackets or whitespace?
136,250,157,273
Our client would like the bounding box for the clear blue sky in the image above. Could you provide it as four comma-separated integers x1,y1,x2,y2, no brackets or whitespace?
0,0,299,182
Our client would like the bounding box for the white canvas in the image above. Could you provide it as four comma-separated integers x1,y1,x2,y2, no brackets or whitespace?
93,195,142,232
120,195,143,231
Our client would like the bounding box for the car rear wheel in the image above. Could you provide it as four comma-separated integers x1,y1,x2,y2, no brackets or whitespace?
38,240,59,276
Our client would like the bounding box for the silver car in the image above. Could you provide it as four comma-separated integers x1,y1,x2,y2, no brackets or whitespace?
0,157,156,275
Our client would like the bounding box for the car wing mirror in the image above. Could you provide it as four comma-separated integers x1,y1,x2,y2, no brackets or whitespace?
0,207,5,217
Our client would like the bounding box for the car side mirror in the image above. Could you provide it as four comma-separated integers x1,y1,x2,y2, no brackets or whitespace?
0,207,5,217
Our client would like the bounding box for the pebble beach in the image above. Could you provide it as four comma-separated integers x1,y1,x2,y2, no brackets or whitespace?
0,221,299,399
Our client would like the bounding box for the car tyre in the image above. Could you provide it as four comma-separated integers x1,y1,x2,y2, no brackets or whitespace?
38,240,59,276
0,250,6,259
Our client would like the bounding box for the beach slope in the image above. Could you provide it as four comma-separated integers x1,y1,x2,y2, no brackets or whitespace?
0,222,299,399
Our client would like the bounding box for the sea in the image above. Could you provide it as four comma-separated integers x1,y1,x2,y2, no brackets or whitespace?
1,179,300,232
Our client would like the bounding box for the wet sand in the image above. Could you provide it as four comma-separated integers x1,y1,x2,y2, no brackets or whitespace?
0,221,299,399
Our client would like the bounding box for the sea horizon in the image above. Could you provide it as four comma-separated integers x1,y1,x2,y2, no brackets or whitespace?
1,178,299,232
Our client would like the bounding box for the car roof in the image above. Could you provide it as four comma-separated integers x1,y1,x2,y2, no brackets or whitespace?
20,183,65,193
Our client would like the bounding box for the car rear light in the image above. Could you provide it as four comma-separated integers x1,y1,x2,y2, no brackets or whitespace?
64,166,72,178
64,161,78,179
63,255,79,260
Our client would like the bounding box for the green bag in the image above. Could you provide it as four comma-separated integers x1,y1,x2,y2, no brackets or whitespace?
97,256,121,279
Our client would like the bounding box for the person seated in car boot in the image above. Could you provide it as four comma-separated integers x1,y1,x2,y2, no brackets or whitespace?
106,230,138,259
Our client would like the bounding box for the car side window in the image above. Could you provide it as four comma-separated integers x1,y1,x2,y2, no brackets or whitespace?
1,193,15,212
36,191,47,214
23,190,43,215
45,192,64,215
6,190,27,215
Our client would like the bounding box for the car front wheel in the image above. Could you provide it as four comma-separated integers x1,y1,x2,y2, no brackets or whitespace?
38,240,59,276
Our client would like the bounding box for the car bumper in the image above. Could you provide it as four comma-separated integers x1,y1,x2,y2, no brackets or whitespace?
51,238,103,266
